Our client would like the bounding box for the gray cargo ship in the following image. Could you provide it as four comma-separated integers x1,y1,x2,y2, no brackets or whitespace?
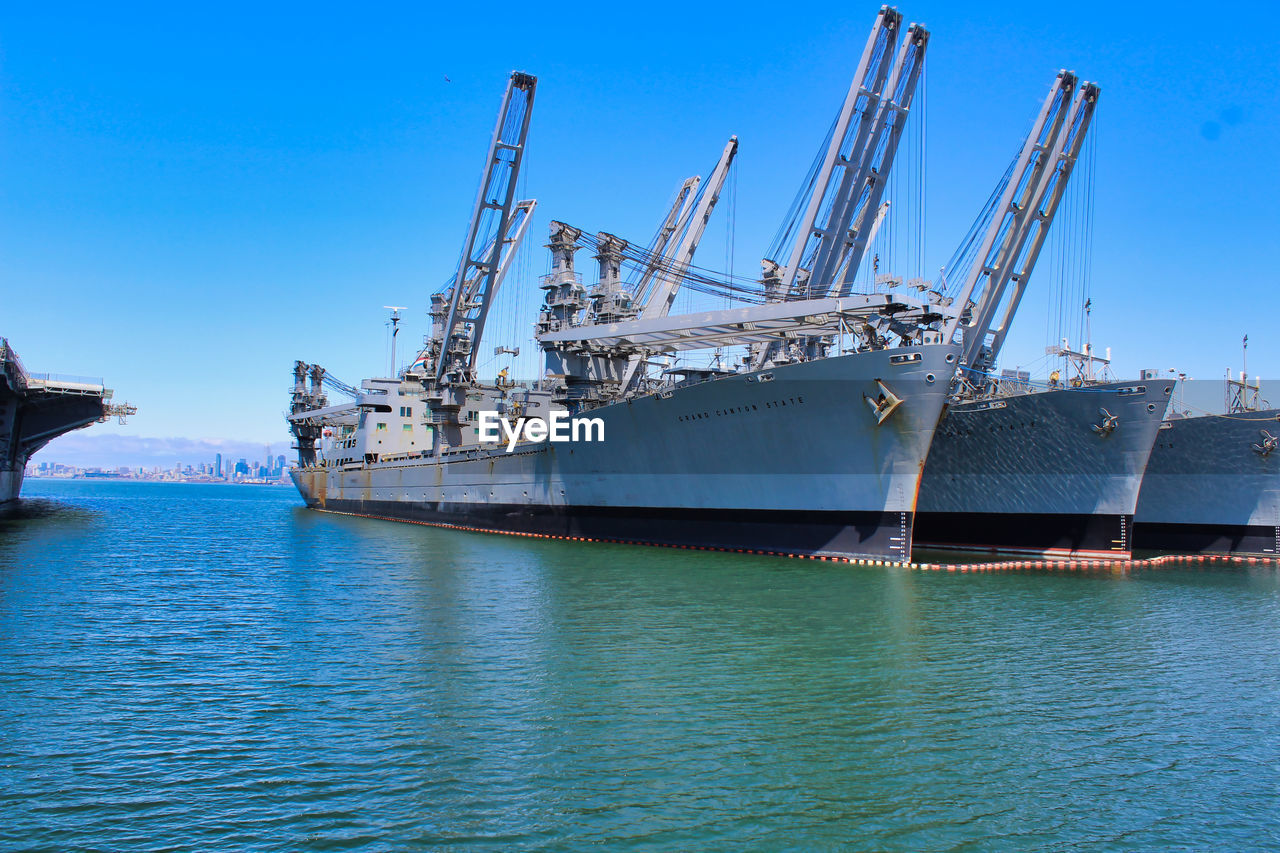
916,375,1174,557
1134,366,1280,555
1,337,133,504
289,11,976,562
907,71,1172,558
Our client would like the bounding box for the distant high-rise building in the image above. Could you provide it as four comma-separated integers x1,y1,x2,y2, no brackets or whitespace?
215,453,222,477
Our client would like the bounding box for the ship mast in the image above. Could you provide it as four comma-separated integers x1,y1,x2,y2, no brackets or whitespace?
1227,333,1262,413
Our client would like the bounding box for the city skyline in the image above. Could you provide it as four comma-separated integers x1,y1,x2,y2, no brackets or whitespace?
26,433,291,471
29,449,289,484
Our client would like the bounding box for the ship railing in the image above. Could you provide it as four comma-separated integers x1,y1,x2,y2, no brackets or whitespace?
26,373,106,395
539,272,584,290
957,365,1105,400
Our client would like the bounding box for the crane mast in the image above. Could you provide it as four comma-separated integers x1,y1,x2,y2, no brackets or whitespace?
821,24,928,298
630,176,701,311
639,136,738,320
771,6,927,301
946,71,1099,379
752,6,928,368
435,71,538,385
615,137,739,392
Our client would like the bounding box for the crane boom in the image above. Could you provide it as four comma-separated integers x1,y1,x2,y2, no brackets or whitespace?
617,138,738,392
946,72,1099,376
631,176,701,309
772,6,927,301
833,24,928,296
806,22,928,298
981,84,1098,365
436,71,537,384
640,136,739,320
751,7,927,368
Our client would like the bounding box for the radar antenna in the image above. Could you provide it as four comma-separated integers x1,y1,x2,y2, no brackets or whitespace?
384,306,407,376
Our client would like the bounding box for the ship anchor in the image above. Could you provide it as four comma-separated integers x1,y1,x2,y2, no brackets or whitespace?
1253,429,1278,457
1092,408,1119,436
864,379,904,425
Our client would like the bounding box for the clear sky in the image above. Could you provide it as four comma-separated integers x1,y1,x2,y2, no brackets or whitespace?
4,1,1278,465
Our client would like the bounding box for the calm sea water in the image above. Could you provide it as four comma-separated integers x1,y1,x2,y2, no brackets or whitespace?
2,479,1279,851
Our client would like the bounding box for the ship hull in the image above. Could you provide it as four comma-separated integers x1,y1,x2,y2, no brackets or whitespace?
1133,410,1280,556
3,337,110,505
290,345,960,562
305,498,912,558
913,511,1129,558
914,380,1175,558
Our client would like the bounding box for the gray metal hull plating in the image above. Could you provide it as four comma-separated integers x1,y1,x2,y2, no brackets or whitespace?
291,345,959,562
915,380,1175,557
1133,410,1280,555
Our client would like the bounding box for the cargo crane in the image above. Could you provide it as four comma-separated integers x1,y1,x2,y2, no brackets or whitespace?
428,73,537,386
754,5,928,366
629,177,702,315
538,8,946,388
534,136,738,401
618,137,738,391
915,73,1181,561
288,71,539,459
942,71,1099,386
637,137,739,322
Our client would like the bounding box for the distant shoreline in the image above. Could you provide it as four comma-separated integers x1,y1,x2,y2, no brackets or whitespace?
26,475,291,486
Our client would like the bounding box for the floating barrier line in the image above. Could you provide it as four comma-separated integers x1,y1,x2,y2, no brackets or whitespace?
311,508,1279,572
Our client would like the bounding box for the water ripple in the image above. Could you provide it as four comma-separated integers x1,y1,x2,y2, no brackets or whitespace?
1,480,1279,850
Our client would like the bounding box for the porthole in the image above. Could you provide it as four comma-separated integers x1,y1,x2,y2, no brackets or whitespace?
944,353,956,364
1164,386,1172,395
925,373,936,383
1147,403,1156,412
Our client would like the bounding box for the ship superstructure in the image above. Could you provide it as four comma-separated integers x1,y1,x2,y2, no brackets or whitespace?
288,10,974,562
1,337,135,504
912,72,1174,558
1134,351,1280,555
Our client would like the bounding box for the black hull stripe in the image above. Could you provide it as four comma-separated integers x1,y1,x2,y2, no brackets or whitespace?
307,499,914,563
1133,522,1280,557
300,503,1280,572
914,511,1132,558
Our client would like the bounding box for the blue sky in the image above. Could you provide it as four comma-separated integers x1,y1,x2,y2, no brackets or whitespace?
4,1,1278,464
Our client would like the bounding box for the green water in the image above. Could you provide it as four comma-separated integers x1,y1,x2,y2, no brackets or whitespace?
2,480,1278,850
